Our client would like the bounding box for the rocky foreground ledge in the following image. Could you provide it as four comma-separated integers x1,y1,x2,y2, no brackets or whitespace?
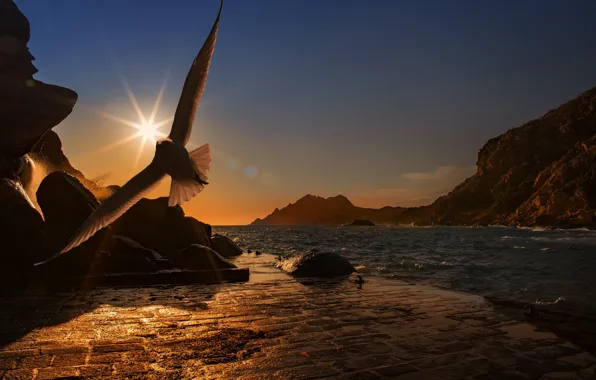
0,254,594,379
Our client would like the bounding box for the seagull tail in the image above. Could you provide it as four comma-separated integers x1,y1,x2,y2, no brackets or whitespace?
168,144,211,207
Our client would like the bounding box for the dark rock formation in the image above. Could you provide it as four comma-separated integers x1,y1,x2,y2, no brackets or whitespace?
424,86,596,228
96,236,167,273
252,194,409,226
168,244,236,271
36,171,108,263
210,234,243,258
343,219,376,226
0,1,77,160
0,79,77,159
32,241,160,289
275,250,356,278
30,130,115,201
110,197,212,256
30,131,84,178
0,0,35,77
0,178,45,289
37,171,99,232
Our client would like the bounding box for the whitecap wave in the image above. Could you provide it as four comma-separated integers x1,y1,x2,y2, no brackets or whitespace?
535,297,566,305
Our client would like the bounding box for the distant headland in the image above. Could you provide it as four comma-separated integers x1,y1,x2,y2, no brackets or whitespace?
253,86,596,229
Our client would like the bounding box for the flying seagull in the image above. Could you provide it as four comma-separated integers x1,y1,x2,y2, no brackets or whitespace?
34,0,224,266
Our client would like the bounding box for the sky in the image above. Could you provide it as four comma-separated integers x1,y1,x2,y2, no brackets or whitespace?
17,0,596,225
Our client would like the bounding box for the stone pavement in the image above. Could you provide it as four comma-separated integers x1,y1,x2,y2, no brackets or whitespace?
0,254,595,379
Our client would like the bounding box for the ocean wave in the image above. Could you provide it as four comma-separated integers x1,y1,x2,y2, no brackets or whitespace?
535,297,566,305
214,225,596,320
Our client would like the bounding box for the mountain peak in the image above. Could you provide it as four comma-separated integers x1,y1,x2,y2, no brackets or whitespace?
251,193,404,226
329,194,352,205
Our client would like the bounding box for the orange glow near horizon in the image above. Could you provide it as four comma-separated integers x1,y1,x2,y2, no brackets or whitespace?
69,72,274,226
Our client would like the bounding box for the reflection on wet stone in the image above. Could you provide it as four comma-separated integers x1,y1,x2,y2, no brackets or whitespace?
0,253,595,379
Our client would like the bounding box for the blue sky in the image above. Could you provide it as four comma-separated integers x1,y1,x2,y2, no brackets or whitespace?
16,0,596,223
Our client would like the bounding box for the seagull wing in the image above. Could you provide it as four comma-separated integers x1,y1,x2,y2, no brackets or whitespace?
168,0,223,146
34,163,166,266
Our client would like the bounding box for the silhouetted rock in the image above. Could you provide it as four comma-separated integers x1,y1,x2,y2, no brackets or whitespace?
30,131,83,177
15,153,34,190
0,178,45,289
33,236,168,289
210,234,243,258
32,248,102,290
0,66,77,161
343,219,375,226
0,0,35,77
168,244,236,271
98,236,167,273
30,130,115,201
425,86,596,228
251,194,416,226
110,197,211,256
36,171,108,262
0,1,77,159
37,171,99,231
275,250,355,278
189,217,212,241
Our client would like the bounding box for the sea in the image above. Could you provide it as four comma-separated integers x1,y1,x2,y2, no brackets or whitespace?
214,225,596,318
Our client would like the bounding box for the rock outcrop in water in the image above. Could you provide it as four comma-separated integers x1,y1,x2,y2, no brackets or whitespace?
210,234,243,258
169,244,237,271
275,250,356,278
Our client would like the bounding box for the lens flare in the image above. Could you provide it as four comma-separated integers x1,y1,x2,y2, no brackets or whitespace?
93,73,170,170
244,166,258,178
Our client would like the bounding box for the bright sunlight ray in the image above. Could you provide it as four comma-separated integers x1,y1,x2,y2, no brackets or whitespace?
153,117,174,130
94,133,139,154
131,138,147,173
92,72,172,171
120,75,147,125
148,73,169,125
95,110,140,129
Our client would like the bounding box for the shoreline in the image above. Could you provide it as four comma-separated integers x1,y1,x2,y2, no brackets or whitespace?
0,253,595,379
238,223,596,231
240,252,596,356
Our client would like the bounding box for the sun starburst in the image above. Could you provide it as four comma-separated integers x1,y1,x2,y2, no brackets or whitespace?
93,73,172,171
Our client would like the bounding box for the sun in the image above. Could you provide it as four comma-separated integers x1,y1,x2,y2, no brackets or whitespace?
93,73,172,170
134,121,161,143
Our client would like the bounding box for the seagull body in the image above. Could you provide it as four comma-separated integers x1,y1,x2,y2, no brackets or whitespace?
34,1,223,266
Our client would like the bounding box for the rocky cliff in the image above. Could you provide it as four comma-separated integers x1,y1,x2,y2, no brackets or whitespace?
425,86,596,228
254,86,596,228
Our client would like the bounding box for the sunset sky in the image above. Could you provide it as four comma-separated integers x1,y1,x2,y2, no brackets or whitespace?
19,0,596,225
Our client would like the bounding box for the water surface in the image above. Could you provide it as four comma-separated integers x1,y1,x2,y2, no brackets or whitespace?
214,226,596,317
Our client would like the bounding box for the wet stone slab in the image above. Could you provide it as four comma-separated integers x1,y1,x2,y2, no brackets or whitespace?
0,254,595,379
